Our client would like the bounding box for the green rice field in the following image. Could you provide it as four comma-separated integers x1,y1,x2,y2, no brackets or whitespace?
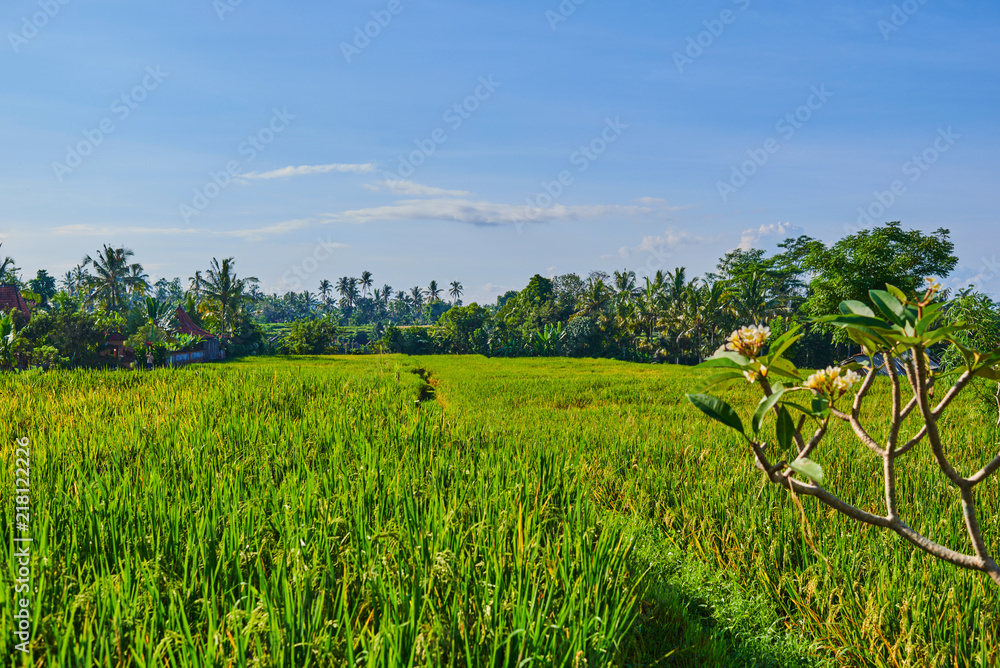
2,355,999,666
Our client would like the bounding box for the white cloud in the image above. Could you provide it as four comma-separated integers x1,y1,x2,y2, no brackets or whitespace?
329,198,655,226
53,218,325,243
365,179,472,198
53,225,199,236
611,228,721,259
219,218,316,242
238,163,376,180
737,221,802,251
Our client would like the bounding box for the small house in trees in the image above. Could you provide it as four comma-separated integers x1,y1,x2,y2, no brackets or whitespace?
847,351,940,377
169,307,223,366
0,285,31,325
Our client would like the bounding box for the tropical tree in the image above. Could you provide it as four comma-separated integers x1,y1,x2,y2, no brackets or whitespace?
801,222,957,341
301,291,318,313
143,297,173,342
360,271,374,299
0,243,17,283
450,281,464,305
188,270,204,296
318,279,333,306
427,280,442,302
410,286,425,308
200,257,259,337
337,277,358,311
0,310,24,370
81,245,148,313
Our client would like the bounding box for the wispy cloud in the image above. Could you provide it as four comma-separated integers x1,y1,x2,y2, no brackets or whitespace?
365,179,472,197
239,163,376,180
219,218,317,242
611,227,721,259
52,218,323,243
737,221,802,250
329,198,656,226
53,225,199,236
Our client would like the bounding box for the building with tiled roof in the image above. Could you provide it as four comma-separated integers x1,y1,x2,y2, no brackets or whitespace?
0,285,31,323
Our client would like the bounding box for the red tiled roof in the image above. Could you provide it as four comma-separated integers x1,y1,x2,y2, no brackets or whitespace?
174,307,217,339
0,285,31,322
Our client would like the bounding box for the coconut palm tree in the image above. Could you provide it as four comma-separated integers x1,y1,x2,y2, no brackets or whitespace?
319,279,333,303
81,245,148,313
410,286,425,306
337,276,358,311
449,281,463,305
359,271,374,299
200,257,259,336
380,284,393,305
301,291,318,313
427,280,442,302
143,297,173,342
128,265,150,300
0,243,16,283
188,270,204,297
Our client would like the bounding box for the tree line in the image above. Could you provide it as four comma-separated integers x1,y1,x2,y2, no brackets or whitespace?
1,222,996,370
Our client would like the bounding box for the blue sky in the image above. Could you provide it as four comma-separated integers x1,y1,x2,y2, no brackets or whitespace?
2,0,998,303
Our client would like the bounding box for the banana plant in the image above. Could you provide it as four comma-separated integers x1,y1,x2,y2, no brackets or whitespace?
0,310,24,371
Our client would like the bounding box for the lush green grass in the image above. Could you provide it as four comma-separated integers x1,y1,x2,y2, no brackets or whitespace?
2,355,998,666
415,355,1000,667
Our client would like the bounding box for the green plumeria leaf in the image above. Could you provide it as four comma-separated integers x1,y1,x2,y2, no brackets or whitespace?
695,353,749,369
686,394,746,437
788,457,825,485
839,300,877,318
752,386,786,434
811,395,831,419
776,406,795,451
765,357,803,381
693,370,748,392
885,284,908,303
870,290,908,328
763,327,802,365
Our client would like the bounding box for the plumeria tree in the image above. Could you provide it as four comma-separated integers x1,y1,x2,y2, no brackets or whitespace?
687,281,1000,586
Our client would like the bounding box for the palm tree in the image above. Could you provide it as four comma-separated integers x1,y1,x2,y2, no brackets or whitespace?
359,271,374,299
380,284,393,305
81,245,148,313
188,270,204,297
449,281,463,305
144,297,173,342
410,286,425,308
128,265,150,300
427,280,441,302
302,291,318,313
337,276,358,310
200,257,259,336
0,243,16,283
319,279,332,303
